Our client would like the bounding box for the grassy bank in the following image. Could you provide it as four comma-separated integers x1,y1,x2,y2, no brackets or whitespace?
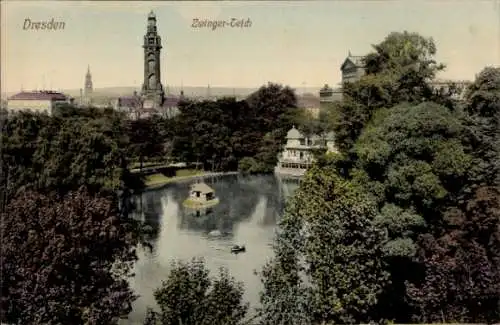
129,161,167,169
182,197,220,208
144,169,204,188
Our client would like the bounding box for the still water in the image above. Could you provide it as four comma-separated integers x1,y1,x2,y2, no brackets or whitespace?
124,174,299,324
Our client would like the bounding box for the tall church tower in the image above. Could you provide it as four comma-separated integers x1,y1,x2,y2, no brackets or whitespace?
141,11,165,108
83,65,93,105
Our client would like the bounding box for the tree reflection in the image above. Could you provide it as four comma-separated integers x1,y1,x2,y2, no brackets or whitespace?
176,174,262,236
131,174,299,242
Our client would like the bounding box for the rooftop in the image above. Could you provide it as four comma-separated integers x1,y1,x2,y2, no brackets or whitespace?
8,90,68,101
286,126,304,139
190,182,214,194
341,54,366,71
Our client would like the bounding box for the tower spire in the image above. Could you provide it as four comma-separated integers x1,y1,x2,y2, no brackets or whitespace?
84,65,93,106
142,10,164,108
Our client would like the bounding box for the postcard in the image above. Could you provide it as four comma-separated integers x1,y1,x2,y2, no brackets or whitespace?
1,1,498,325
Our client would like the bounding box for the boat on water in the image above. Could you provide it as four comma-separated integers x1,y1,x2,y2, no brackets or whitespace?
231,244,246,254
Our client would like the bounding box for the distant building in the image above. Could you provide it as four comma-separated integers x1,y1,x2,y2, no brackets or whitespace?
7,90,71,115
275,126,337,177
430,79,472,101
114,91,181,120
82,65,93,106
114,91,182,120
297,94,320,118
114,11,182,119
340,51,366,84
113,92,143,119
318,83,343,106
322,51,472,102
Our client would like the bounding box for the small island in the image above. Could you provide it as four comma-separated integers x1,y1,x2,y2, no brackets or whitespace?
182,182,220,209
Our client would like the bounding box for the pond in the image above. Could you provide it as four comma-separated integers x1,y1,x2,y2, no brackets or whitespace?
123,173,300,324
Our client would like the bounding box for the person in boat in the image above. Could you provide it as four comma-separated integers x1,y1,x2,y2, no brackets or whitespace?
231,244,245,253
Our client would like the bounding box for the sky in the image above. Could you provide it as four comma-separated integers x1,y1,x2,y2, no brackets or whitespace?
1,0,499,94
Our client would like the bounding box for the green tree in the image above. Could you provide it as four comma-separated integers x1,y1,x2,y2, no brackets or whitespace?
143,258,248,325
126,116,165,169
354,102,472,217
350,101,475,320
403,67,500,323
246,82,298,133
334,31,447,154
259,165,389,324
462,67,500,188
171,84,300,173
0,188,138,325
406,186,500,323
1,111,131,198
238,156,264,175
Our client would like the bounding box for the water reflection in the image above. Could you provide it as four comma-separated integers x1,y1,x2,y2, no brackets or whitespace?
124,174,299,325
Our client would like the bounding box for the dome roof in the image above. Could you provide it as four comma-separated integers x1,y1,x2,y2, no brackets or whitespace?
286,126,303,139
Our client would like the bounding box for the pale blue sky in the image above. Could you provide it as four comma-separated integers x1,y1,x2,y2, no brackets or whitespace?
1,0,499,93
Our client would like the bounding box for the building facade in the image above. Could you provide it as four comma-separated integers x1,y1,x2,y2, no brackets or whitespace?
318,83,343,107
431,79,472,100
7,90,71,115
340,52,366,84
113,91,182,120
275,126,337,177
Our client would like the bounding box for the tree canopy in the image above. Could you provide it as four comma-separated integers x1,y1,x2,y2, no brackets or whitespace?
1,188,139,325
259,165,390,324
171,83,301,173
259,32,500,324
143,258,248,325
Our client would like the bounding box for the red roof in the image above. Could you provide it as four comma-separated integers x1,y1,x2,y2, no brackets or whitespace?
9,91,68,101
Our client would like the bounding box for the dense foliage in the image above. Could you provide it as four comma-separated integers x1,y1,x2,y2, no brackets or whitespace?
0,107,141,324
334,31,446,154
259,31,500,323
172,83,300,173
2,30,498,324
407,186,500,323
259,165,390,324
0,188,139,324
1,107,131,200
143,258,248,325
